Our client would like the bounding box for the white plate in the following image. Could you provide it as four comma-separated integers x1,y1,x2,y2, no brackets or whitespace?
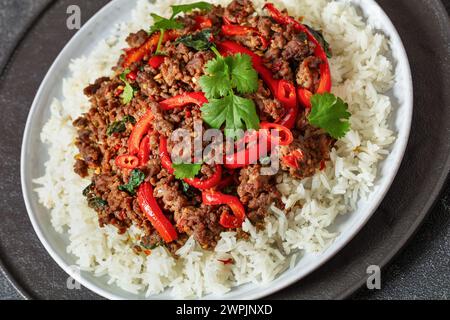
21,0,413,299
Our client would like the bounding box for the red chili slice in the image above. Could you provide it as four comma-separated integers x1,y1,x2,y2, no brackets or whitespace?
115,155,139,169
259,122,294,146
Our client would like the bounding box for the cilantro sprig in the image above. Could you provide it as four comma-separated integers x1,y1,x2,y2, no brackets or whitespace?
200,49,260,139
172,163,202,179
149,2,212,55
308,93,351,139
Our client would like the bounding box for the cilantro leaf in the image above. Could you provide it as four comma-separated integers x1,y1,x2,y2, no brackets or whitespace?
202,93,259,139
175,29,214,51
200,58,232,99
119,70,136,105
106,115,136,136
227,53,259,94
170,2,212,17
118,169,145,195
172,163,202,179
149,13,184,34
308,93,351,139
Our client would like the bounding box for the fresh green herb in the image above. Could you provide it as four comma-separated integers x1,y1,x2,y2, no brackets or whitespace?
199,52,260,138
175,29,214,51
305,25,332,58
119,69,136,104
170,1,212,16
149,2,212,54
172,163,202,179
88,197,108,210
140,241,164,250
106,115,136,136
308,93,351,139
181,180,198,198
118,169,146,195
82,183,108,210
149,13,184,35
201,93,259,139
82,183,94,197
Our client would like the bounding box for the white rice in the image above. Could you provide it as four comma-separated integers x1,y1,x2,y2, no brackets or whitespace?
33,0,395,298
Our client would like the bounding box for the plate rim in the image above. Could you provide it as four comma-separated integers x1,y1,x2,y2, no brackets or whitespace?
19,0,414,300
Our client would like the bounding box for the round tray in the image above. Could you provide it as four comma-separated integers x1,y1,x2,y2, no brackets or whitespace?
0,0,449,300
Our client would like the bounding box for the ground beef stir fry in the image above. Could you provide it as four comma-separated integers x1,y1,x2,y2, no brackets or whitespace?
73,0,336,253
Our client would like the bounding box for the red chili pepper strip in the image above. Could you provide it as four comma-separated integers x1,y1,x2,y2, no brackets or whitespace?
260,122,294,146
159,136,175,174
128,110,154,155
202,191,246,229
264,3,332,108
137,182,178,242
159,92,208,111
221,25,269,49
122,30,179,68
185,165,222,190
194,16,213,29
138,135,150,166
216,41,298,128
115,155,139,169
159,136,223,190
282,149,304,169
148,55,165,69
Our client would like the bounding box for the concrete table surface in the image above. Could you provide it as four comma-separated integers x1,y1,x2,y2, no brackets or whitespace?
0,0,448,300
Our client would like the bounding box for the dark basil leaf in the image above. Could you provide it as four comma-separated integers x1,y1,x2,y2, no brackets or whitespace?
175,29,214,51
304,25,332,58
118,169,145,195
88,197,108,210
106,115,136,136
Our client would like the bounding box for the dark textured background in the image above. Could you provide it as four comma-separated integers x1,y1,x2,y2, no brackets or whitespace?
0,0,449,300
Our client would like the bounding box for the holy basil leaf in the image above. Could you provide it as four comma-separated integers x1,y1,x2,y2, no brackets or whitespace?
170,1,212,17
88,197,108,210
106,115,136,136
82,183,108,210
305,25,332,58
172,163,202,179
175,29,214,51
118,169,145,195
308,93,351,139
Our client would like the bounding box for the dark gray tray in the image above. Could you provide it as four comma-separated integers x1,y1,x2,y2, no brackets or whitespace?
0,0,449,300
